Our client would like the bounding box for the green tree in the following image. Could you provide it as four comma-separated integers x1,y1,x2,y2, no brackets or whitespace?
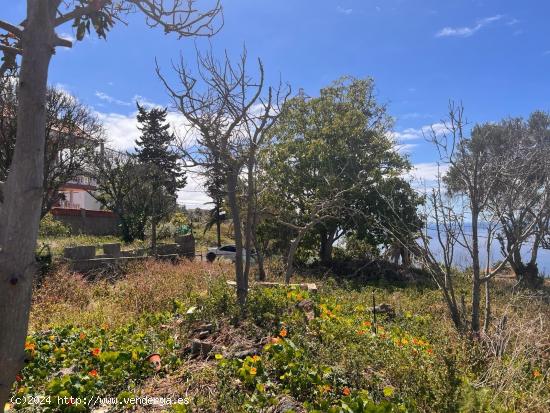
135,104,185,253
91,149,150,242
260,77,420,266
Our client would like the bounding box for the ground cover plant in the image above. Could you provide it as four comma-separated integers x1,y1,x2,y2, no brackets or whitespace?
7,260,548,412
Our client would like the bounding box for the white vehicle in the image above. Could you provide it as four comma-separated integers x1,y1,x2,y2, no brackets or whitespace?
206,245,256,263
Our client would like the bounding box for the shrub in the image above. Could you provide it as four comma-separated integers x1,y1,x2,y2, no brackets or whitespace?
39,213,71,237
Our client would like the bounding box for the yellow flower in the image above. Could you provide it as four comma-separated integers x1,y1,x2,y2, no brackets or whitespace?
401,338,409,345
215,354,224,360
249,367,257,375
49,335,55,341
4,402,13,411
252,355,261,362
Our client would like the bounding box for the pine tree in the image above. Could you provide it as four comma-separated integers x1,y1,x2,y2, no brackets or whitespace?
134,103,185,254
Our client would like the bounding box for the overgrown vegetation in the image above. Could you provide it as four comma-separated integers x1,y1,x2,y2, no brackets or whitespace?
11,261,549,412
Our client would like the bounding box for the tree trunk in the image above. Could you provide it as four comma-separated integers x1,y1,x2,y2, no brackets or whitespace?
319,227,335,265
253,233,267,281
243,159,254,283
483,279,491,333
470,209,482,335
285,229,308,284
151,218,157,257
0,2,56,405
215,201,221,247
516,262,542,289
226,171,246,310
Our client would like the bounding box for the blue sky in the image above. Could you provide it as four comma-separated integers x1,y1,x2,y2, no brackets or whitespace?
3,0,550,206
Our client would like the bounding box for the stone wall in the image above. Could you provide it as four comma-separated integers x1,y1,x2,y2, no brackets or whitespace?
51,208,120,236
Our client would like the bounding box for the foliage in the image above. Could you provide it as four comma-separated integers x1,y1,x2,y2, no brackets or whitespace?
38,214,71,238
91,151,152,242
259,76,422,263
14,260,550,412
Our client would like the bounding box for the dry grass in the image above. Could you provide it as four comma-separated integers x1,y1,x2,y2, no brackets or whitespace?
30,259,234,331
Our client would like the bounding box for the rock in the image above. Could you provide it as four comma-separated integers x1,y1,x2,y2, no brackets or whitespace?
190,339,214,357
197,330,210,340
296,299,315,321
266,396,304,413
371,303,396,319
57,365,76,376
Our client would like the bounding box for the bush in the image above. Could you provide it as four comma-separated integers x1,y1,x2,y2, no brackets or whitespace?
38,213,71,237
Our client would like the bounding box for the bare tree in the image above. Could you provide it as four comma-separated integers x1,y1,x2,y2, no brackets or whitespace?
0,1,221,404
1,82,104,217
475,114,550,288
378,103,539,335
157,48,283,310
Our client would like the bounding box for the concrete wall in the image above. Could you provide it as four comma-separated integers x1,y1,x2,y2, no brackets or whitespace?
51,208,120,236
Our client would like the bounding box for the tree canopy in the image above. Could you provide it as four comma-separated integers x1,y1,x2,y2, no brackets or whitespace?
259,77,422,263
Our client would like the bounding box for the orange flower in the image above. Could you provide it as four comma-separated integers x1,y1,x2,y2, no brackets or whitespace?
342,387,351,396
24,342,35,351
91,348,101,357
320,384,332,393
270,337,282,344
79,332,86,340
426,348,433,355
279,327,287,337
249,367,257,375
533,370,541,378
89,369,98,377
357,330,366,335
362,321,372,328
252,355,261,362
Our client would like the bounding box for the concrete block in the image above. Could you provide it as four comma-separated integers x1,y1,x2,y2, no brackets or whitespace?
64,246,96,260
103,243,121,258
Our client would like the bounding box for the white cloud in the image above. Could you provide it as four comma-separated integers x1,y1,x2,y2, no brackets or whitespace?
95,91,132,106
337,6,353,15
395,143,418,154
436,14,503,38
543,50,550,56
404,163,451,193
391,122,446,141
408,162,449,181
96,109,192,151
58,32,75,43
178,168,213,208
95,107,208,208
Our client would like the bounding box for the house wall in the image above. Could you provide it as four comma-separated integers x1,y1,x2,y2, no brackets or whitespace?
59,189,103,211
